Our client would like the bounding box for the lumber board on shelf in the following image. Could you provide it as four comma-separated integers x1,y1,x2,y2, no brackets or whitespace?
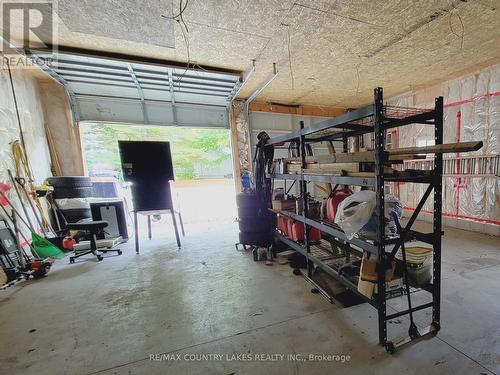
387,141,483,156
285,153,425,164
302,170,374,177
287,162,359,174
283,141,482,164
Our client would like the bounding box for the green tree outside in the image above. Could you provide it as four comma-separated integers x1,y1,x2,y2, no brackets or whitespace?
81,123,232,180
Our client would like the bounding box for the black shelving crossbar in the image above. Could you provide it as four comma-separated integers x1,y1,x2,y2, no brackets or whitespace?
269,173,436,186
268,173,375,188
268,87,443,353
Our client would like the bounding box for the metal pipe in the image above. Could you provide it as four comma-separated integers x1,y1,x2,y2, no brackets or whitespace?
243,62,279,164
246,62,278,105
229,60,256,102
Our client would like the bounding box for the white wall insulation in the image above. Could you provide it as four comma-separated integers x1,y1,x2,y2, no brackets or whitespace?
0,68,52,236
0,69,52,183
387,65,499,235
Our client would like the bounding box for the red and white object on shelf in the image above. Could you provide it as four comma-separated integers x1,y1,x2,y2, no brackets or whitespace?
325,188,353,222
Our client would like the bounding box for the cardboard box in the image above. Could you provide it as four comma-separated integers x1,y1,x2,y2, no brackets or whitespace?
357,279,375,299
360,253,395,282
374,277,404,294
272,199,295,211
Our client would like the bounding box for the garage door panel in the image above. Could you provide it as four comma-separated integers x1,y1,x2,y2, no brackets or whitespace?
174,92,227,107
71,84,140,99
78,97,145,124
143,102,174,125
30,51,241,127
142,89,172,102
173,104,228,128
77,96,227,128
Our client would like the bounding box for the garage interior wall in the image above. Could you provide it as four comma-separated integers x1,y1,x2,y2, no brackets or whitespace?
391,64,499,236
0,68,52,185
248,65,499,235
248,110,344,196
0,66,52,235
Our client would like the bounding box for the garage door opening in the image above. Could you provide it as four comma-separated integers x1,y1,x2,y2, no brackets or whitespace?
80,122,236,233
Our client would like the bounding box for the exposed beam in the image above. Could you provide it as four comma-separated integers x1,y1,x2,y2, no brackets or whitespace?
249,101,345,117
34,45,242,76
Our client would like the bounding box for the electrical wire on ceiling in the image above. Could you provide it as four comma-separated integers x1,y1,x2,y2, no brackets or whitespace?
287,27,295,90
162,0,191,83
177,18,191,82
162,0,189,29
355,55,362,96
280,23,295,91
448,9,465,49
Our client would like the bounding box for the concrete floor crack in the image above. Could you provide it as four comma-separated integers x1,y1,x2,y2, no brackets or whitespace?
85,306,336,375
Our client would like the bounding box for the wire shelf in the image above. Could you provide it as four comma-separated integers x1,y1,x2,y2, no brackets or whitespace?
383,105,433,119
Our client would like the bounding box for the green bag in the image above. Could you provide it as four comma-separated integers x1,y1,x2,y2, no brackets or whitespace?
31,233,66,259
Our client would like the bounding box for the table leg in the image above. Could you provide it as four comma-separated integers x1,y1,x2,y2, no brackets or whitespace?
171,209,181,248
147,215,152,240
134,211,139,254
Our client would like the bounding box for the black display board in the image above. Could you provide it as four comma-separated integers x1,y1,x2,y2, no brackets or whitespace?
118,141,175,211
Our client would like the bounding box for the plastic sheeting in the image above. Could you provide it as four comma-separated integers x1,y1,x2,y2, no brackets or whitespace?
389,65,500,224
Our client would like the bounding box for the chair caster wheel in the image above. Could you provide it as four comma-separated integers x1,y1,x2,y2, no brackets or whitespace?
97,255,103,261
292,268,301,276
117,250,122,255
69,258,75,264
385,341,395,354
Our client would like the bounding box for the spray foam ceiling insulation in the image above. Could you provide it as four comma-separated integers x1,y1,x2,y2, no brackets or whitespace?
56,0,175,48
6,0,500,108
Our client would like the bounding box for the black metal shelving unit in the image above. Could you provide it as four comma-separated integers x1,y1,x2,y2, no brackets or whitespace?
266,87,444,352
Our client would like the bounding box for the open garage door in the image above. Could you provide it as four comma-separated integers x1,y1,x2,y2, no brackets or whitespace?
29,50,242,128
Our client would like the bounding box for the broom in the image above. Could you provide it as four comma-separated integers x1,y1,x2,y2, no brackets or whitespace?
0,189,66,260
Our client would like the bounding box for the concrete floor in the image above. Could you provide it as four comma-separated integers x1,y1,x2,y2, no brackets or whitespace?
0,221,499,375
